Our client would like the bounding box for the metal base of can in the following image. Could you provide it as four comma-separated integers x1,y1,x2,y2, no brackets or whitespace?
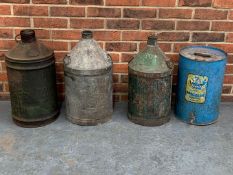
66,115,112,126
175,115,218,126
12,110,60,128
128,113,170,127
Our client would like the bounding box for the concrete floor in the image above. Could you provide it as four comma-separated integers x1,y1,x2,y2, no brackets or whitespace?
0,101,232,175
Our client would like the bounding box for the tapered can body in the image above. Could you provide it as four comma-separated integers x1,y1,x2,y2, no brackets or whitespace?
5,29,59,127
64,31,113,126
128,35,173,126
175,46,227,125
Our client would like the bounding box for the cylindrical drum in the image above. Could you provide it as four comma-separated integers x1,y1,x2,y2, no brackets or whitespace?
175,46,227,125
128,35,173,126
5,29,59,127
64,31,112,126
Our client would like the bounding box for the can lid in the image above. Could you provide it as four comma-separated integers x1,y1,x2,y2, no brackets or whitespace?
180,46,227,62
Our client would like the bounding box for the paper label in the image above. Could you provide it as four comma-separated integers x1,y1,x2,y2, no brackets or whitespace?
185,74,208,103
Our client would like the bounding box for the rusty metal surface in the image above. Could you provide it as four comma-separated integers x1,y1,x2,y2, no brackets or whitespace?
128,35,173,126
64,31,113,126
5,29,59,128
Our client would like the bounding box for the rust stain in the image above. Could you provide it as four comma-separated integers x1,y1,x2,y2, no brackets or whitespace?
0,133,15,154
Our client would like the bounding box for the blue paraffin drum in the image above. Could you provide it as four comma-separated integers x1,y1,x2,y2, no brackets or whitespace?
175,46,227,125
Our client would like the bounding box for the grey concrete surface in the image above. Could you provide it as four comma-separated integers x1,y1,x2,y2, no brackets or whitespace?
0,101,232,175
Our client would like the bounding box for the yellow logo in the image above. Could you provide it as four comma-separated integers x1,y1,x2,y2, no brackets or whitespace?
185,74,208,103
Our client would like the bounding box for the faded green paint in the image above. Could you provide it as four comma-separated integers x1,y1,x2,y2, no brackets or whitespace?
5,29,59,127
128,35,173,126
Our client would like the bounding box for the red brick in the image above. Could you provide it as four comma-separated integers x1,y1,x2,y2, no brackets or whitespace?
221,95,233,102
51,7,85,17
177,21,210,30
225,65,233,74
121,53,135,62
56,72,64,83
52,30,81,40
113,63,128,73
158,32,190,41
227,54,233,63
0,73,8,81
0,17,30,27
106,42,137,52
174,43,204,52
93,31,121,41
70,19,104,29
113,94,120,102
54,52,68,62
0,40,15,50
106,0,139,6
0,51,7,61
107,20,140,30
179,0,212,7
113,83,128,93
121,74,128,83
0,29,13,39
1,0,29,3
124,8,156,18
109,53,120,62
56,83,64,93
192,32,224,42
34,18,67,28
226,33,233,42
43,41,68,51
120,94,128,101
13,5,48,16
209,44,233,53
112,74,119,83
70,41,104,49
32,0,66,4
166,53,179,63
1,62,6,72
55,63,64,72
224,75,233,84
228,11,233,19
70,0,103,5
88,7,121,17
122,31,154,41
142,20,175,30
0,5,11,15
212,22,233,31
213,0,233,8
142,0,176,6
139,42,171,52
194,9,227,20
159,9,192,19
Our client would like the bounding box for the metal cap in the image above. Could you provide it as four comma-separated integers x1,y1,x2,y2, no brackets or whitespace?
147,35,157,46
20,29,36,43
82,30,93,39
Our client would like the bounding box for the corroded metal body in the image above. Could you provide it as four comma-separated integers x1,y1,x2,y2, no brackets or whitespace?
64,31,112,126
128,35,173,126
5,29,59,127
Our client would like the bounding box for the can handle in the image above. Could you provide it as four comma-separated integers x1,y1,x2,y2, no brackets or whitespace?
15,34,21,43
194,52,211,58
64,55,71,65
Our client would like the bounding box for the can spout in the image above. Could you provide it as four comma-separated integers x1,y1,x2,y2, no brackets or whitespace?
20,29,36,43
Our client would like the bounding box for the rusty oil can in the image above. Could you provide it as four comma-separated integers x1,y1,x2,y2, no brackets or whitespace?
128,35,173,126
5,29,59,128
64,31,113,126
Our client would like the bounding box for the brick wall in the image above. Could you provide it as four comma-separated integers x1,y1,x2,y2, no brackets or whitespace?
0,0,233,101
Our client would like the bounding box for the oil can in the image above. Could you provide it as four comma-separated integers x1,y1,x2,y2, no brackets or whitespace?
175,46,227,125
5,29,59,127
64,31,112,126
128,35,173,126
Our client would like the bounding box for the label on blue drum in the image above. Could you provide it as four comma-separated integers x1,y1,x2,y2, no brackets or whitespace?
185,74,208,103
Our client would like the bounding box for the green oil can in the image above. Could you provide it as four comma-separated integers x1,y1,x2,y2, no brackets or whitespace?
128,35,173,126
5,29,59,127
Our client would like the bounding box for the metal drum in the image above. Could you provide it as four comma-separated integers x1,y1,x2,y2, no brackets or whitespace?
5,29,59,127
175,46,227,125
128,35,173,126
64,30,113,126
